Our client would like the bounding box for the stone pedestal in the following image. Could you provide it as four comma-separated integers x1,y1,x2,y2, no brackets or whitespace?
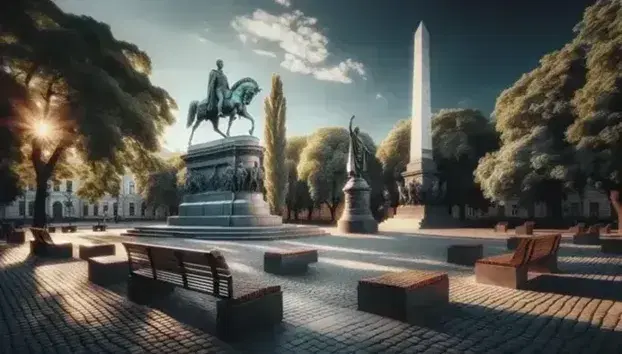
123,136,328,240
338,177,378,234
392,204,459,229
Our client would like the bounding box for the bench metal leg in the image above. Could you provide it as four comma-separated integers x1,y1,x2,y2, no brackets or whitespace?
475,263,528,289
127,276,175,304
216,291,283,340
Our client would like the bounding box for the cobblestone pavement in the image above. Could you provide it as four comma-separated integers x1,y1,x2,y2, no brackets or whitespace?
5,230,622,353
0,244,235,353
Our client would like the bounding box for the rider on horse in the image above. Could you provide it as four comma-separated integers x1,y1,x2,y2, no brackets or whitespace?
207,59,230,118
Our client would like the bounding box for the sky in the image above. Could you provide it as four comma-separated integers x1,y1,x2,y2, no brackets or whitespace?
54,0,595,153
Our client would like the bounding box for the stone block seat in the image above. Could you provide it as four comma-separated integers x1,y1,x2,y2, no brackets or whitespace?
92,224,107,232
447,244,483,266
264,248,318,274
60,225,77,233
122,242,283,340
572,225,600,245
475,233,561,289
601,235,622,254
357,270,449,324
88,255,128,286
515,221,535,235
494,221,509,233
29,227,73,258
79,243,115,260
2,222,26,244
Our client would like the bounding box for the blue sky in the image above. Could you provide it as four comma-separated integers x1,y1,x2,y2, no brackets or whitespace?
54,0,593,152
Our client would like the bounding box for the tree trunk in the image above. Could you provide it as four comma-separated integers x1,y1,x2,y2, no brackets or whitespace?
328,204,338,221
33,178,49,227
609,190,622,233
307,207,313,220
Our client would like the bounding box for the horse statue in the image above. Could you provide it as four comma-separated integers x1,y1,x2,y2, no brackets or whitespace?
186,77,262,146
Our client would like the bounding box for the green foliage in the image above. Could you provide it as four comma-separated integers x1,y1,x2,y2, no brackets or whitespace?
432,108,498,216
376,119,410,207
474,43,586,216
1,0,177,225
567,0,622,193
284,136,312,219
297,127,381,220
263,74,287,215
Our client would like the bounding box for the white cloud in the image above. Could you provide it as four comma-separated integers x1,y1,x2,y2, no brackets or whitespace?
231,9,365,84
457,98,474,108
253,49,278,58
275,0,291,7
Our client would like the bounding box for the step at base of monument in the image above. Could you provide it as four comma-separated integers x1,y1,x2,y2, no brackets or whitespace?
121,224,329,240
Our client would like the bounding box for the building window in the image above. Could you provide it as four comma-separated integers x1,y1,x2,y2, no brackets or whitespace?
83,204,89,216
511,204,518,216
66,180,73,193
103,204,108,215
53,182,60,191
129,203,135,216
466,207,475,217
18,201,25,216
141,202,146,216
94,205,99,216
113,202,118,216
27,201,34,217
129,182,135,195
589,202,599,217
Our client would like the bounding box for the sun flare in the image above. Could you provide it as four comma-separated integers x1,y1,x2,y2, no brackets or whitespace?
33,120,52,139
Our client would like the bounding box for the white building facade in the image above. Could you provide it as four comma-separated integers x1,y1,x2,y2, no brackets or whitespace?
1,175,166,221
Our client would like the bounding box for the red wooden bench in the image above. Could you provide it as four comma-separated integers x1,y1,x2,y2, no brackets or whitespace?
122,242,283,339
572,225,600,245
475,233,561,289
515,221,535,235
569,222,587,234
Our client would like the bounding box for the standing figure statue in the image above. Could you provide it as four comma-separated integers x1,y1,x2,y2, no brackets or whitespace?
209,59,229,118
346,115,372,178
186,59,262,146
397,180,408,205
234,162,248,192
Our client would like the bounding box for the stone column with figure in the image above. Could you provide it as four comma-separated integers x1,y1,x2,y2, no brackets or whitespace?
337,116,378,234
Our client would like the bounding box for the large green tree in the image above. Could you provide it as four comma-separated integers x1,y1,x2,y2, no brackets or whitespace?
263,74,287,215
432,108,498,219
475,43,587,218
1,0,176,226
284,136,312,220
376,119,410,210
567,0,622,223
297,127,381,221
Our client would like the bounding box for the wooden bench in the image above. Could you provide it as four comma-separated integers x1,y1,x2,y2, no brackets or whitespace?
122,242,283,339
600,223,612,234
47,226,56,233
572,225,600,245
264,248,318,274
358,270,449,324
475,233,561,289
569,222,587,234
60,225,77,233
494,222,509,232
447,244,483,266
79,243,115,260
29,228,73,258
515,221,535,235
88,255,128,286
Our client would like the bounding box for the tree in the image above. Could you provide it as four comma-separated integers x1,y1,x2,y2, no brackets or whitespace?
284,136,312,220
1,0,176,226
474,43,587,219
567,0,622,224
432,108,498,219
376,119,410,211
263,74,287,215
297,127,380,221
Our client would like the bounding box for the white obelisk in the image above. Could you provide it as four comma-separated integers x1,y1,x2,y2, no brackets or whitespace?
404,21,434,187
